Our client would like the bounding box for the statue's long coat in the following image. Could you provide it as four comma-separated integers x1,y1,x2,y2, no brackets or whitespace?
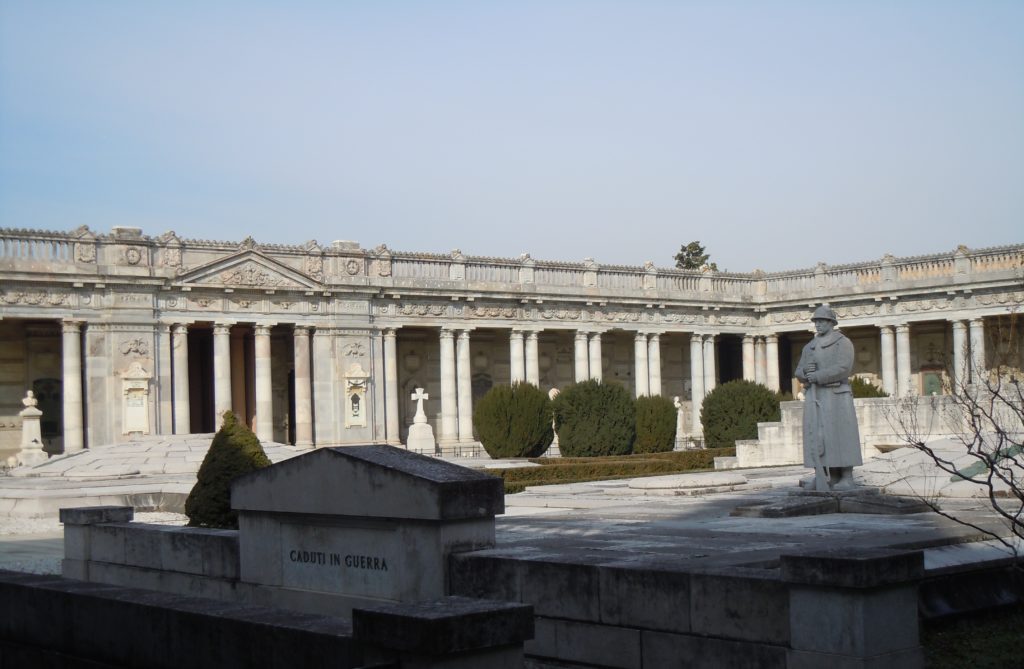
794,330,863,468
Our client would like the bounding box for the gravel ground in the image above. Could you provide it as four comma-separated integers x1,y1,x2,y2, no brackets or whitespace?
0,512,188,575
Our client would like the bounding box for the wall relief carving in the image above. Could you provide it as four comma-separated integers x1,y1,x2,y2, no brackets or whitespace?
1,290,69,306
119,338,150,357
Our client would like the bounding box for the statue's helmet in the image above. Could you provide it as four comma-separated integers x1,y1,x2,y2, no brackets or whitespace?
811,305,838,323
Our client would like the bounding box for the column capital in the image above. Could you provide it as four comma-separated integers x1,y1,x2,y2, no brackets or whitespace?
457,330,472,341
171,323,189,335
293,324,312,335
254,324,272,336
648,332,661,342
62,320,83,334
525,330,539,340
969,317,985,326
764,333,778,343
950,320,967,331
384,327,398,338
895,323,911,334
213,323,232,336
742,334,754,343
575,330,589,341
879,324,894,333
509,329,524,339
439,329,456,340
634,331,648,342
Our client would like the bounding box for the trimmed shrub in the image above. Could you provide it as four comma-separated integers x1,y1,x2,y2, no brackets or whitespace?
851,376,888,398
185,411,271,529
700,380,781,449
473,382,554,458
552,380,636,457
634,395,678,453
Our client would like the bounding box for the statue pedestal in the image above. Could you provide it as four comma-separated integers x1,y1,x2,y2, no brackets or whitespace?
17,403,48,467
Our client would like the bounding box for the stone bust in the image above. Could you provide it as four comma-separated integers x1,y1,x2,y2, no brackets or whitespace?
794,305,863,490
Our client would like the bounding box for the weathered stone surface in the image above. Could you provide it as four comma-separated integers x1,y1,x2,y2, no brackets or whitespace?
352,596,533,654
643,630,788,669
598,563,691,634
232,445,504,520
689,568,789,643
59,506,134,525
527,617,641,669
731,496,838,518
781,548,924,589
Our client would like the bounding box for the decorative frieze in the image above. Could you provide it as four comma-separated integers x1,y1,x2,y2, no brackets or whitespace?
1,290,69,306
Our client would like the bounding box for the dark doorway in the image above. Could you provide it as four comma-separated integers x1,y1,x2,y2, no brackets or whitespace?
188,327,215,433
716,335,743,385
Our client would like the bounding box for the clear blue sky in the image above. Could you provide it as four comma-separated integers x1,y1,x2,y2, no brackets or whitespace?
1,1,1021,272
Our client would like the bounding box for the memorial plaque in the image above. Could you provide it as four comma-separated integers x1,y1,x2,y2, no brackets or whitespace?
280,522,399,599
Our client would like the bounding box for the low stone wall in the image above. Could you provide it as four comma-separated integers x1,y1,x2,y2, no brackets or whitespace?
450,548,927,668
735,397,962,468
0,569,532,669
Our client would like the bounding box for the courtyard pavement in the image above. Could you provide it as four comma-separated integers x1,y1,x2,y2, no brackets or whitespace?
1,435,1019,580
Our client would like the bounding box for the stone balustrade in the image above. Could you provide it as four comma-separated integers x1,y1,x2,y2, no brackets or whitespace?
1,226,1020,305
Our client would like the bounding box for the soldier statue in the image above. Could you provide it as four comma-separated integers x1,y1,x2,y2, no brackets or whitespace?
794,305,863,490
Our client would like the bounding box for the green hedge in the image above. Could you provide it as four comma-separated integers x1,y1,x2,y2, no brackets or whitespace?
498,447,734,493
634,395,677,453
473,382,554,458
700,380,781,449
185,411,271,529
851,376,888,398
552,380,636,457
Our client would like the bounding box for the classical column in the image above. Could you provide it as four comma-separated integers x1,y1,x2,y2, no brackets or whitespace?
156,323,173,435
765,334,780,393
742,335,756,382
754,337,767,386
896,324,912,396
969,318,986,386
384,328,401,444
525,331,540,386
293,326,313,446
574,331,589,382
253,325,273,443
648,333,662,396
588,332,603,382
702,334,717,395
230,330,247,420
439,329,458,442
213,323,233,427
62,321,84,453
689,334,705,435
509,330,526,384
880,325,897,396
171,324,191,435
951,320,967,392
634,332,649,397
456,330,474,442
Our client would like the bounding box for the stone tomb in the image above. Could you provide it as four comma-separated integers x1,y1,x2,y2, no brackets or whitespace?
232,445,503,613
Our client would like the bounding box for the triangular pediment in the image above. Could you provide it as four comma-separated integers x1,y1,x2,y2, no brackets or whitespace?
175,250,320,290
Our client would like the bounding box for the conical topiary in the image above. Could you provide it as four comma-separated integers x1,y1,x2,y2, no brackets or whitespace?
185,411,271,528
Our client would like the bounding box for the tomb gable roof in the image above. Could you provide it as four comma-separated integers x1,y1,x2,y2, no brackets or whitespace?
231,445,504,520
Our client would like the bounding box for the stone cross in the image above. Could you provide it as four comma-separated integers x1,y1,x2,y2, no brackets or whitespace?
411,388,429,425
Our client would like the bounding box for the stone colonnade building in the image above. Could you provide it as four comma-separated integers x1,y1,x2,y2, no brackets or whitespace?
0,225,1021,460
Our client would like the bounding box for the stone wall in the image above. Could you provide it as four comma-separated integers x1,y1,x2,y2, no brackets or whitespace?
734,397,963,468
